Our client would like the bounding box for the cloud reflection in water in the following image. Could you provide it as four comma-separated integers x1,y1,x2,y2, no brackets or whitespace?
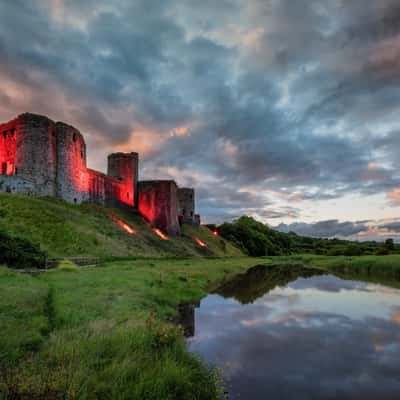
187,269,400,400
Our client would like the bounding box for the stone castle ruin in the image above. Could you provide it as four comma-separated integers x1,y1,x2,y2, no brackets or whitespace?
0,113,200,235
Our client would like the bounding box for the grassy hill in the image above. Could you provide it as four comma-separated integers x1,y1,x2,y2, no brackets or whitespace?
216,216,399,257
0,193,242,260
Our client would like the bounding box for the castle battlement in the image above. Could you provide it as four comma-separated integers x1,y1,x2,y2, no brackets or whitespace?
0,113,199,235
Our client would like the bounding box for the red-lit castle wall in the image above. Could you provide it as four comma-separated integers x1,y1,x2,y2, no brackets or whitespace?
0,114,57,196
0,119,16,176
0,114,139,209
107,152,139,208
138,180,181,236
0,113,198,236
56,122,89,204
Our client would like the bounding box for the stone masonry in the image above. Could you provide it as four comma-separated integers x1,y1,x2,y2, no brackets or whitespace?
0,113,199,235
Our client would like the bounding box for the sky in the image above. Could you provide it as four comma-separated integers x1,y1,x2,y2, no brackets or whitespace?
1,0,400,241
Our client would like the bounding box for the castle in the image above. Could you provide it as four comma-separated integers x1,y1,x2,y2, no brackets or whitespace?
0,113,200,236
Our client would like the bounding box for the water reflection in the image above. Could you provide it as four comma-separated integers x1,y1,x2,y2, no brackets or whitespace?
184,265,400,400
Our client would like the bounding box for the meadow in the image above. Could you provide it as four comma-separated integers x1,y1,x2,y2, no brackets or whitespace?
0,257,254,399
2,255,400,399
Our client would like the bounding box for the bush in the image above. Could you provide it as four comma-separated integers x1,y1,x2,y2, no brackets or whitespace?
58,259,79,272
385,238,395,251
375,247,390,256
344,244,363,256
218,216,290,257
0,231,46,269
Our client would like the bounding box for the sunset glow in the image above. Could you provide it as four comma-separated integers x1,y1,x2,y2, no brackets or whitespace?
1,0,400,241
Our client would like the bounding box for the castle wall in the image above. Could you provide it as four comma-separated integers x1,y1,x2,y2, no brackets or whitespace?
107,152,138,207
104,175,130,208
138,180,181,236
0,113,200,229
177,187,196,224
0,114,58,196
56,122,89,204
0,118,17,176
87,168,135,209
87,169,106,205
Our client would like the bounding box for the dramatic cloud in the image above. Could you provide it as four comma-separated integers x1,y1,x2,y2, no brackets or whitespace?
276,220,370,238
277,218,400,241
1,0,400,226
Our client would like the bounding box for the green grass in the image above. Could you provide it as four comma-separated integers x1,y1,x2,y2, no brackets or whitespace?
2,227,400,399
0,257,256,399
0,192,242,259
0,268,49,364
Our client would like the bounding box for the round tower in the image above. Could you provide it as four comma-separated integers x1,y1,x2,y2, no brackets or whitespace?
13,113,57,196
56,122,89,204
107,152,139,207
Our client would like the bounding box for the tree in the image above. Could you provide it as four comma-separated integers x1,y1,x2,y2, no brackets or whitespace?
385,238,395,251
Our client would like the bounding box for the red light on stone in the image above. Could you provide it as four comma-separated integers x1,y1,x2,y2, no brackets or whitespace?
153,228,169,240
6,162,14,175
112,216,137,235
195,237,207,247
213,230,219,236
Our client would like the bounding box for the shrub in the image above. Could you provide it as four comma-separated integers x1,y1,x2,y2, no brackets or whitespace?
344,244,363,256
385,238,395,251
218,216,290,257
58,259,79,272
0,231,46,269
376,247,390,256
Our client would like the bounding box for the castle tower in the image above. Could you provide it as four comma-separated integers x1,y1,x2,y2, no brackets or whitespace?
0,113,58,196
107,152,139,207
56,122,89,204
138,180,181,236
177,188,196,224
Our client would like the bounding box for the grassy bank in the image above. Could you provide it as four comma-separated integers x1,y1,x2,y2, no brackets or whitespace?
0,257,256,399
0,192,242,259
2,255,400,398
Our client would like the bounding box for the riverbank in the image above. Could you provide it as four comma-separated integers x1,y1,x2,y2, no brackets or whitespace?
0,257,256,399
2,254,400,399
268,254,400,288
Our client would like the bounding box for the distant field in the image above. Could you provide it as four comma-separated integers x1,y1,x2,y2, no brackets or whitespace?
267,254,400,280
0,192,242,259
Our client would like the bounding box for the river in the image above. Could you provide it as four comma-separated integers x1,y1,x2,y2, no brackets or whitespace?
183,265,400,399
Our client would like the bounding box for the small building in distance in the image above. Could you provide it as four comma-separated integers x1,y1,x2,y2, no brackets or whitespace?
0,113,200,235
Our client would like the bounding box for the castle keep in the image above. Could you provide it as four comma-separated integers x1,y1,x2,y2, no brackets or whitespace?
0,113,200,235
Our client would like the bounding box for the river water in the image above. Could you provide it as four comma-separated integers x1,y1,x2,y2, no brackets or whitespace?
184,265,400,400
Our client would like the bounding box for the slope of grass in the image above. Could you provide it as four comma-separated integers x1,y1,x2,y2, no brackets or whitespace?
0,192,242,260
